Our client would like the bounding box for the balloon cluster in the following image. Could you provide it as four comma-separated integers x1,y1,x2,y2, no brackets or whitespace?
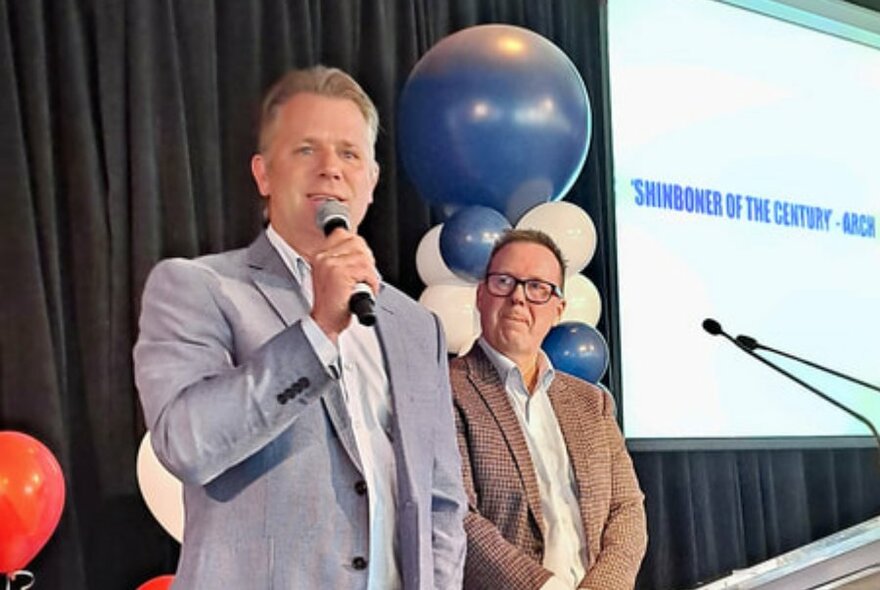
0,432,65,587
0,429,175,590
401,24,609,382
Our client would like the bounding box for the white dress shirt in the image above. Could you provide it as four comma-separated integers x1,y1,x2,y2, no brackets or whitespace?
267,226,401,590
479,338,588,590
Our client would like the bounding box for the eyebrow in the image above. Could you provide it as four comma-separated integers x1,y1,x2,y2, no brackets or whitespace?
295,134,353,143
490,272,559,284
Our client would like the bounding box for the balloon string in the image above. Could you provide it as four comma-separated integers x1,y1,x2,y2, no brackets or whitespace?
7,571,35,590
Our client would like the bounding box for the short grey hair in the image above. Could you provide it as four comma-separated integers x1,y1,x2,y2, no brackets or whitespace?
485,228,568,288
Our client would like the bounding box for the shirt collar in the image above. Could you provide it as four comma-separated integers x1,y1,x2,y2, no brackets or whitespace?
477,337,556,396
265,224,309,283
264,224,384,286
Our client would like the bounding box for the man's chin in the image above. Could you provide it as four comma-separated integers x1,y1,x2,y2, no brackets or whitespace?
493,334,536,356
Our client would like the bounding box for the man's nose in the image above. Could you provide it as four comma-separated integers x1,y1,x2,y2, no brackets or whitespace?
318,152,343,180
508,282,527,304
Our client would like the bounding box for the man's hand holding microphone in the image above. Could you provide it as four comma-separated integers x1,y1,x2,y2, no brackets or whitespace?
310,200,379,343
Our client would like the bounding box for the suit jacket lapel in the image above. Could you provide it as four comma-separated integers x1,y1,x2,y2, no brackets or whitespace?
373,294,415,480
465,348,546,533
374,292,406,403
320,387,365,474
245,233,364,473
245,232,310,327
549,378,599,561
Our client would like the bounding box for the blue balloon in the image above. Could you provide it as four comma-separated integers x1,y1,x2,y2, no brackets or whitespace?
398,25,591,221
543,322,609,384
439,206,511,282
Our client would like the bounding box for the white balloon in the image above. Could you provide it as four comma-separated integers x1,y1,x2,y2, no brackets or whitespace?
516,201,597,275
561,274,602,326
419,284,480,354
456,332,480,357
136,432,184,543
415,225,471,287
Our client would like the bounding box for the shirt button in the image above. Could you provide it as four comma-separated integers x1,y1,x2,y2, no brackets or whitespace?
354,480,368,495
344,362,355,371
352,556,368,570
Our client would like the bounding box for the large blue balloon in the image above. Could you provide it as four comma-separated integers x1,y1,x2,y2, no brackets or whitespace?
439,206,511,282
543,321,609,384
398,25,591,221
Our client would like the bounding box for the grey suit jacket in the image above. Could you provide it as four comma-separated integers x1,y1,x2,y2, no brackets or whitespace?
133,233,466,589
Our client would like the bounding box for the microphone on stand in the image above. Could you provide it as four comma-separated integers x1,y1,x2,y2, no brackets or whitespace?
733,332,880,394
315,200,377,327
702,318,880,469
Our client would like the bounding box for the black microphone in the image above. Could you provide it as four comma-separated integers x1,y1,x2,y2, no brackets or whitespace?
734,332,880,394
315,200,377,327
702,318,880,467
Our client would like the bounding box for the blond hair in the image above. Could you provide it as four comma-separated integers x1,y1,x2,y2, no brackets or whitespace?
257,65,379,153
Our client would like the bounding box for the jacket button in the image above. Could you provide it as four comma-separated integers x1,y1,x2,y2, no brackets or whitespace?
354,480,367,495
352,556,368,570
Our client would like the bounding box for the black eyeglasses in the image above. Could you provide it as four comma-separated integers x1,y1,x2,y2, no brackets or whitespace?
484,273,563,304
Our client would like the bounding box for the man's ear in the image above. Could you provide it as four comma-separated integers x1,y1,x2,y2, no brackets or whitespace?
553,297,567,326
368,160,380,202
475,281,487,310
251,154,271,196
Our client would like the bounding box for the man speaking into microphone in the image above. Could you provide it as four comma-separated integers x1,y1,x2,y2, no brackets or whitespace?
133,66,466,589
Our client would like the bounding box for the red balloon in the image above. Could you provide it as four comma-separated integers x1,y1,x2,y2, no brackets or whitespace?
0,431,65,574
136,574,175,590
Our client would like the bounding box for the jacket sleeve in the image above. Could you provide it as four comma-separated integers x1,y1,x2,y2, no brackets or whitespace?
133,258,335,485
578,394,648,589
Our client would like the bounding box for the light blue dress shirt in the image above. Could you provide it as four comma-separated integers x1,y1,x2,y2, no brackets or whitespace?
478,338,588,590
267,226,401,590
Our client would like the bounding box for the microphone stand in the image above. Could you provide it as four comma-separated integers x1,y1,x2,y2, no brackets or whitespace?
703,319,880,470
734,334,880,394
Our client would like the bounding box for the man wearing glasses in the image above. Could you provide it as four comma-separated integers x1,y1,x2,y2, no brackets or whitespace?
451,229,647,590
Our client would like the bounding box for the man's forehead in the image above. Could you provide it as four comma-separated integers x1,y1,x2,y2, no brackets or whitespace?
262,95,371,151
488,242,560,274
283,95,368,127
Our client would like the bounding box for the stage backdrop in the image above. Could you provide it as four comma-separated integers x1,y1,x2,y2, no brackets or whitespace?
0,1,878,589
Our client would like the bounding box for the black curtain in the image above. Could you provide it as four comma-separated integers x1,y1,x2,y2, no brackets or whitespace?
0,1,877,589
633,447,880,588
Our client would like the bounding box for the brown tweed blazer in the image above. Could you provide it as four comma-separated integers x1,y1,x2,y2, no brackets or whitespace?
451,347,647,590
